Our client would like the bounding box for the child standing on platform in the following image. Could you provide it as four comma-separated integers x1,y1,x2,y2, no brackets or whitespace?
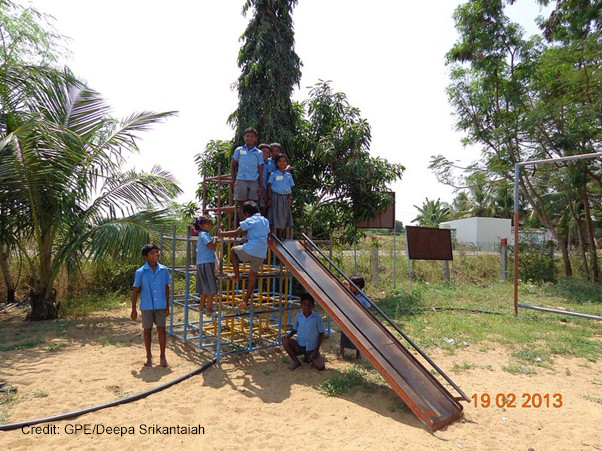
258,143,275,217
194,216,218,314
339,275,370,360
267,154,294,238
231,128,263,220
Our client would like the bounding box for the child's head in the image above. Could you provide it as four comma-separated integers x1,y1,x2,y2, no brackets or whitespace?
274,153,288,171
258,143,271,159
194,215,213,232
300,292,315,313
349,275,365,294
243,127,258,147
242,200,259,218
141,244,160,262
270,142,282,158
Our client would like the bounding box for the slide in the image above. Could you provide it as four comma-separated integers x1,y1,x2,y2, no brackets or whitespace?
269,239,465,432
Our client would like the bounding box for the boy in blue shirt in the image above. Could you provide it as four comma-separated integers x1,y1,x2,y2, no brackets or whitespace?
218,201,270,310
231,128,263,221
194,216,217,314
258,143,275,217
283,293,326,371
339,275,370,360
131,244,171,367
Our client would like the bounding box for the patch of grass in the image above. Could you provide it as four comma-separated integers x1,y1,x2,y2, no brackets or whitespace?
0,338,45,352
320,368,370,397
61,292,126,317
502,363,537,375
262,368,276,376
581,395,602,405
387,398,410,413
0,393,22,424
511,348,554,369
32,390,49,398
46,343,67,352
480,364,495,371
114,391,132,399
451,363,475,374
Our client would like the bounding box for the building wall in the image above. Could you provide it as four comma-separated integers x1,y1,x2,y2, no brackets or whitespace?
441,217,511,246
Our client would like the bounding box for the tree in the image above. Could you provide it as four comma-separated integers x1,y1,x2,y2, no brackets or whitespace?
412,198,450,228
294,81,404,239
432,0,601,280
0,0,66,303
228,0,302,152
0,68,180,319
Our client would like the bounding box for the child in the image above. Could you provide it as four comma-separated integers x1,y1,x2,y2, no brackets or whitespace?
270,142,292,172
194,216,218,314
218,201,270,309
131,244,171,367
267,154,294,238
258,143,275,217
282,293,326,371
231,128,263,220
339,275,370,360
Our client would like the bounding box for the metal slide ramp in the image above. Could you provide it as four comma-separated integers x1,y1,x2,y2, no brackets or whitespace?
269,237,467,432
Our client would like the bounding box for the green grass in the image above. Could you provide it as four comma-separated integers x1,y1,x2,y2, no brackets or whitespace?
0,338,45,352
32,390,48,398
377,281,602,366
61,292,127,316
451,363,475,374
320,368,371,397
502,363,538,375
0,393,21,424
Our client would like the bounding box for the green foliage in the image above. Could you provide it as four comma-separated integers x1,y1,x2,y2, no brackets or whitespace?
319,368,369,396
519,245,556,284
412,197,450,227
0,68,181,320
92,262,139,295
229,0,301,152
433,0,602,280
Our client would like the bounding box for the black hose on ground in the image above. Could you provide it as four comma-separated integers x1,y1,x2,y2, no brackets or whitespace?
0,359,216,432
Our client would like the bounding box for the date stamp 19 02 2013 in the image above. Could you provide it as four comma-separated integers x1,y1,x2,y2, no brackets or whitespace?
471,393,563,408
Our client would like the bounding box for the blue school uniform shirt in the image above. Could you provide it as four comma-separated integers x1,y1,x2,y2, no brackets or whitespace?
356,293,371,308
196,231,216,264
240,213,270,258
268,170,295,194
262,158,276,190
294,311,325,352
133,262,171,310
232,145,263,181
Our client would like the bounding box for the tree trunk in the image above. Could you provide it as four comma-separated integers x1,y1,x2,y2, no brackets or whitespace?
0,249,15,304
28,282,60,320
581,189,599,282
569,201,590,277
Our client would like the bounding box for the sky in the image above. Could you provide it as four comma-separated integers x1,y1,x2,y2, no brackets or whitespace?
25,0,551,225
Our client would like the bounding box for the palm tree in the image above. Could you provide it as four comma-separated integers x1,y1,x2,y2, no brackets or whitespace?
0,68,180,319
412,198,450,228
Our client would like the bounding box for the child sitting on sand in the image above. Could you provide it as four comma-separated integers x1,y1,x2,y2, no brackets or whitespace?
194,216,218,314
339,275,370,360
267,154,294,239
283,293,326,371
218,201,270,310
131,244,171,367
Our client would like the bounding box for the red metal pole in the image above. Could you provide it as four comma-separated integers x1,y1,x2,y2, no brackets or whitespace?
513,211,519,316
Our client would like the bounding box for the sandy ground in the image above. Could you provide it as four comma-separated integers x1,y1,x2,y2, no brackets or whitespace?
1,308,601,450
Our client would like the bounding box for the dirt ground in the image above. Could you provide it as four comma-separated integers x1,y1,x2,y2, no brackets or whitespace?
1,308,601,450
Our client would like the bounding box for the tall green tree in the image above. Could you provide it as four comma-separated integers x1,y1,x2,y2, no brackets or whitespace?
0,0,65,303
228,0,302,152
0,68,180,319
432,0,601,280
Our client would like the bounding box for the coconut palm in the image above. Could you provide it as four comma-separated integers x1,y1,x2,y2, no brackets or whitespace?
412,198,451,228
0,68,180,320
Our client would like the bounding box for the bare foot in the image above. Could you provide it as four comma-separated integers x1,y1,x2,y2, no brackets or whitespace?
227,273,240,284
236,301,248,310
289,361,301,371
337,354,345,360
144,358,152,367
160,357,168,368
206,309,213,315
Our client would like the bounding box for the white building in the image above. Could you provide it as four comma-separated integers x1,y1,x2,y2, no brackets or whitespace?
440,217,512,246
